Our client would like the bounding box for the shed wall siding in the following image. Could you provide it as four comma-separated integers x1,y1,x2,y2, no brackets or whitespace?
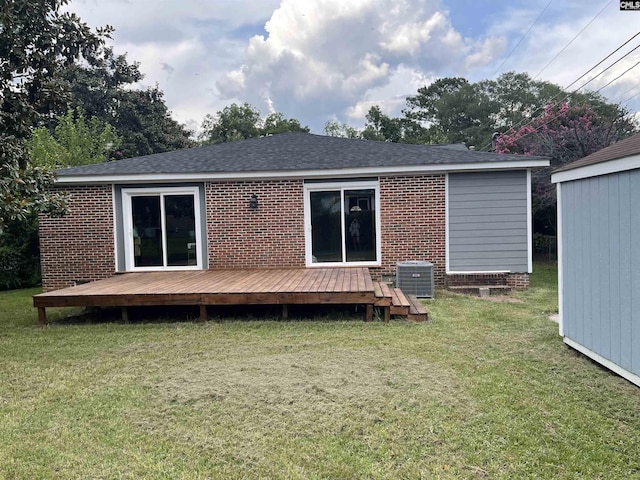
561,169,640,378
448,171,528,272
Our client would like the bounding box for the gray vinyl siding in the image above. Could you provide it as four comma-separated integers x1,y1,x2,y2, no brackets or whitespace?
560,169,640,378
448,170,529,272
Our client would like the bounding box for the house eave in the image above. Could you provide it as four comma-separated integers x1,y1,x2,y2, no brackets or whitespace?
55,159,550,185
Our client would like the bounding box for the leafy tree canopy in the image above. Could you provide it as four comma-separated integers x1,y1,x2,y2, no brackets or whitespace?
200,103,309,144
0,0,110,231
30,108,121,168
361,106,403,142
495,101,636,233
61,47,194,158
262,112,310,136
323,120,361,139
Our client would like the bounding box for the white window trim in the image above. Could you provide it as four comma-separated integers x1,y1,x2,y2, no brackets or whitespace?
303,180,381,267
121,186,203,271
112,184,118,272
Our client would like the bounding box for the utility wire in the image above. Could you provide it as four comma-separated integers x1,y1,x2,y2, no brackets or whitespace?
620,88,640,104
612,81,640,101
563,31,640,91
479,32,640,151
490,60,640,151
532,0,613,80
594,59,640,93
491,0,553,77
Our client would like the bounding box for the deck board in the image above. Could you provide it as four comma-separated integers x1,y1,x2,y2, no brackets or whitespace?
34,268,379,324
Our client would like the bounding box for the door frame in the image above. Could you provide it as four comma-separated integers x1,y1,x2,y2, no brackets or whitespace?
303,180,381,267
121,185,203,271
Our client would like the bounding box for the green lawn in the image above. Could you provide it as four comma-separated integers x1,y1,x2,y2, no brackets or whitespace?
1,264,640,479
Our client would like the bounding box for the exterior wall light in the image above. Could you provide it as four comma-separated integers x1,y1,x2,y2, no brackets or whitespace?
249,193,259,210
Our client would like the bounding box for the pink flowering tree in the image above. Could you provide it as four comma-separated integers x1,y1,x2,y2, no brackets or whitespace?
495,102,636,234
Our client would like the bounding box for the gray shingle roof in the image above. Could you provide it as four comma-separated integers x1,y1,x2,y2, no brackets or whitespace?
57,132,547,177
553,132,640,173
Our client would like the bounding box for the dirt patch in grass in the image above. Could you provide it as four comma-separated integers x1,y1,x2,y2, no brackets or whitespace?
480,295,524,304
150,347,472,421
136,347,476,475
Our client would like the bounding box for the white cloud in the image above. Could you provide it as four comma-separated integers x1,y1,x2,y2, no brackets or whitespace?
463,36,507,71
62,0,640,135
216,0,503,131
346,66,435,122
66,0,281,131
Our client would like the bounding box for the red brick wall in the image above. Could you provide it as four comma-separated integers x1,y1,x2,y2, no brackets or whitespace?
205,180,306,268
506,273,530,290
39,185,115,291
38,176,529,292
376,174,446,285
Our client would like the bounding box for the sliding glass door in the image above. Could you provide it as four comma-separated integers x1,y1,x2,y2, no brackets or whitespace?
122,187,202,270
305,181,380,266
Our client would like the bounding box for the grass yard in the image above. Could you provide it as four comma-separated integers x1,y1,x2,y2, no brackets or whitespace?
1,263,640,479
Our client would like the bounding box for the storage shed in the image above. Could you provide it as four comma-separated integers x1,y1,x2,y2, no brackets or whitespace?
552,133,640,387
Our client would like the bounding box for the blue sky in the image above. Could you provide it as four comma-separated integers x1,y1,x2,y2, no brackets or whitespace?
67,0,640,134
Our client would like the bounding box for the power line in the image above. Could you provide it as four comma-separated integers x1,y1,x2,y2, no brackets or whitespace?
613,81,640,101
491,59,640,151
563,31,640,91
594,59,640,93
532,0,614,80
491,0,553,78
620,88,640,104
479,32,640,151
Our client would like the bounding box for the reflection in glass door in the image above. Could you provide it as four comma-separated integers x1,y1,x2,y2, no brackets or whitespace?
131,196,163,267
345,189,376,262
165,195,197,266
308,184,379,265
310,191,342,262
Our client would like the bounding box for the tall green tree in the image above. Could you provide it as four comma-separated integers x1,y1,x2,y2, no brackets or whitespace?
62,47,194,157
402,72,637,152
361,106,403,142
261,112,310,136
323,120,361,139
30,108,121,168
200,103,309,144
476,72,563,130
404,77,498,148
200,103,262,144
0,0,109,231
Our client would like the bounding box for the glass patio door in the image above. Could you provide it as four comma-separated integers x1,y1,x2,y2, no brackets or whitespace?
309,191,343,263
122,187,202,270
305,181,380,266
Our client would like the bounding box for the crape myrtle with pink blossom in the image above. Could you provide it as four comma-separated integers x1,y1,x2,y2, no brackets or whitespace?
494,101,637,234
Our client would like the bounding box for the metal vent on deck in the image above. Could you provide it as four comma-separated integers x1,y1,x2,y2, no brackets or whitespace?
396,261,434,298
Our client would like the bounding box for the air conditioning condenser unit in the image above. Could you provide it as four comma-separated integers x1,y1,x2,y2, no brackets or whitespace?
396,261,434,298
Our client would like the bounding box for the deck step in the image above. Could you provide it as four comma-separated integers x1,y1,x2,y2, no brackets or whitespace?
390,287,411,316
406,294,428,322
373,281,392,307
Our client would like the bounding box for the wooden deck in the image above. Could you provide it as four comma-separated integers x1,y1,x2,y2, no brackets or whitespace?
33,268,427,324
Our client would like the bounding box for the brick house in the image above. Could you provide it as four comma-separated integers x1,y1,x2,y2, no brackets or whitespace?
39,132,548,292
